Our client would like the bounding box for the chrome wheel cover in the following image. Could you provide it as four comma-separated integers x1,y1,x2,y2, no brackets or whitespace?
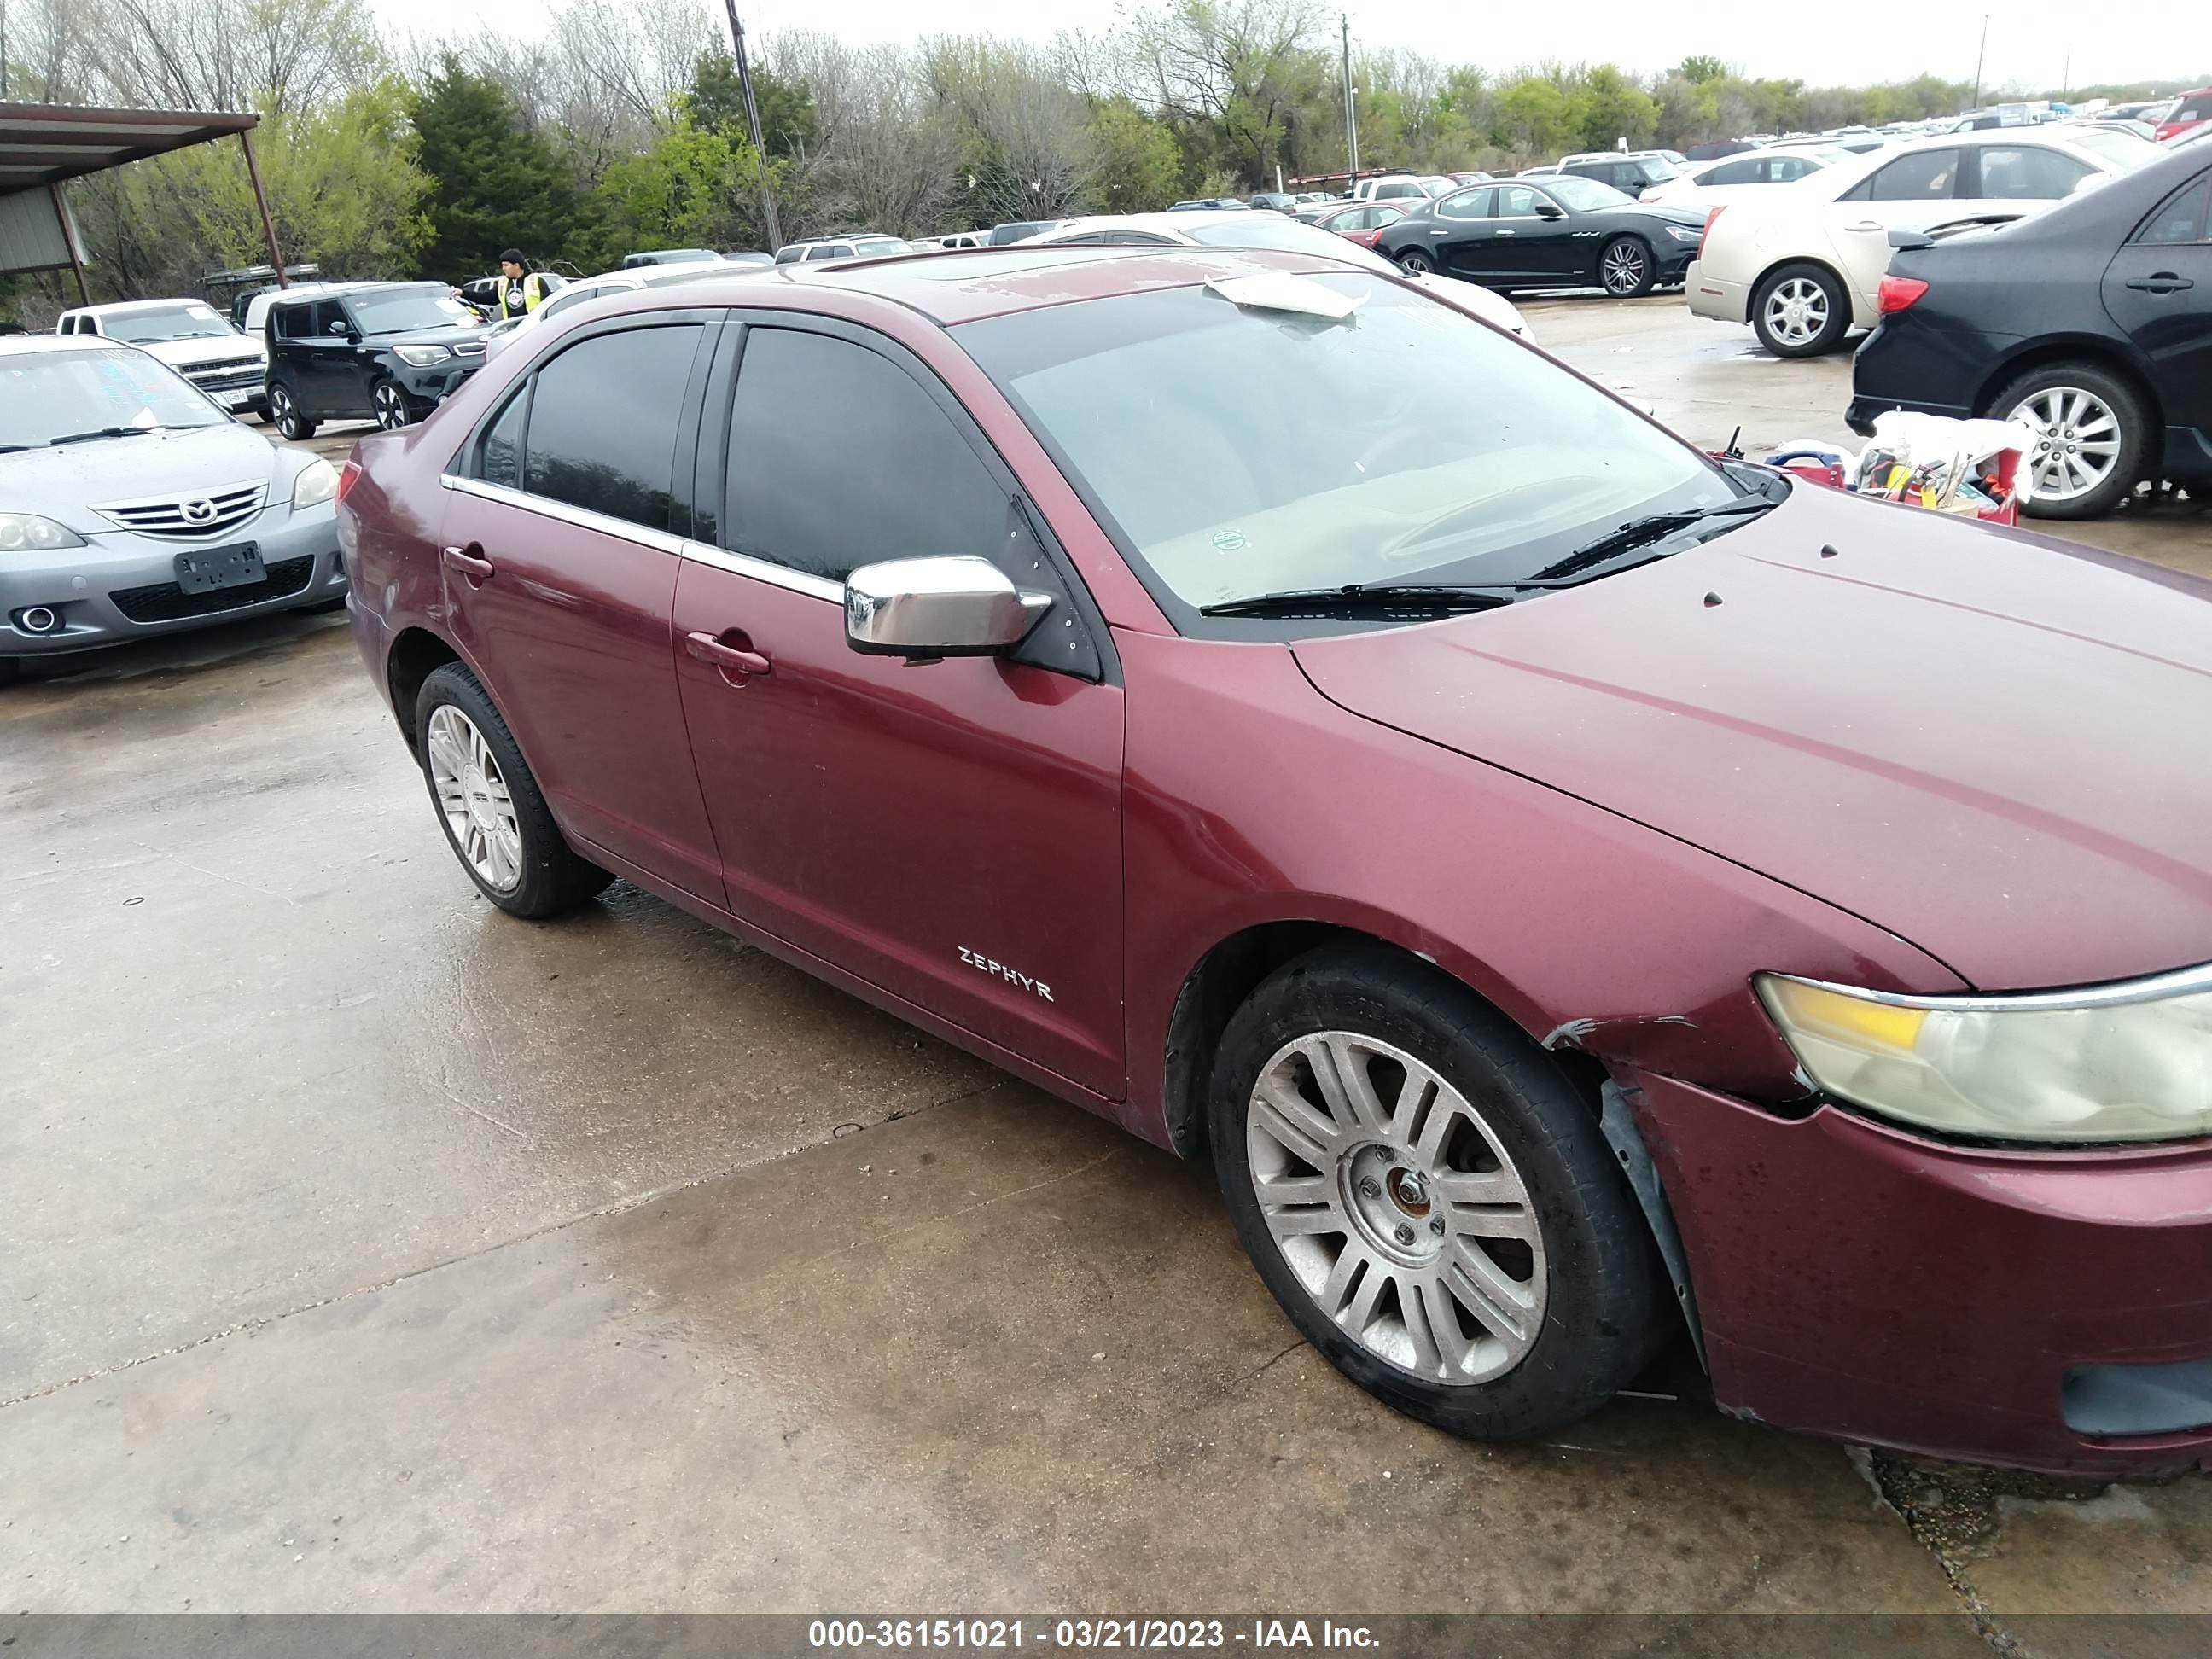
1247,1032,1548,1385
2011,386,2122,503
425,705,524,893
1761,276,1829,346
1601,242,1647,294
373,384,409,430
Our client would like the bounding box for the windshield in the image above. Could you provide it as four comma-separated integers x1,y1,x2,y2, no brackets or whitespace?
958,274,1737,628
100,303,235,343
349,288,477,335
0,347,225,447
1543,175,1632,210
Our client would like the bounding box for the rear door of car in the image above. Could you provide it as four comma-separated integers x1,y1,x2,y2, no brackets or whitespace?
671,314,1126,1097
437,311,726,899
2103,167,2212,448
1831,148,1965,308
1421,187,1496,277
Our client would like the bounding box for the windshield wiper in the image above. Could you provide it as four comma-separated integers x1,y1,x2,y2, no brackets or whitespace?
1521,498,1774,586
46,425,168,447
1200,584,1517,619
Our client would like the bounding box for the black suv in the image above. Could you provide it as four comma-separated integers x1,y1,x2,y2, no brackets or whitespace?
1559,153,1679,195
263,282,490,439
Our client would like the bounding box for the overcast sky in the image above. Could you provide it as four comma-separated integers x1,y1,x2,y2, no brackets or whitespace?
364,0,2207,98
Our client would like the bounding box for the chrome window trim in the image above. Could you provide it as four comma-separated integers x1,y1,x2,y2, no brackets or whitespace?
678,539,842,602
439,474,685,557
1769,962,2212,1016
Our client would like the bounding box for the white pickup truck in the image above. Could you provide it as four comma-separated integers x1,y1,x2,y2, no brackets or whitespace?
55,299,270,419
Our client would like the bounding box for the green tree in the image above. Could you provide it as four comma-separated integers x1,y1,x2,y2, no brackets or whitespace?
579,119,787,265
686,52,820,158
410,54,580,278
1086,96,1183,212
1579,65,1658,151
1676,56,1728,85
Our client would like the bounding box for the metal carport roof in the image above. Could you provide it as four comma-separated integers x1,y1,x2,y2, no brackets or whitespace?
0,101,259,195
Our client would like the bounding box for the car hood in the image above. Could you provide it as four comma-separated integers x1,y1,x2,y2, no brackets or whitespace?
1594,201,1707,230
2,423,283,527
365,323,489,349
1291,484,2212,991
139,335,265,366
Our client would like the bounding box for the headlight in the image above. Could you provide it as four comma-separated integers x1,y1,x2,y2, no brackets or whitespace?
1756,969,2212,1143
292,457,339,509
1664,224,1702,242
0,513,87,552
393,344,451,366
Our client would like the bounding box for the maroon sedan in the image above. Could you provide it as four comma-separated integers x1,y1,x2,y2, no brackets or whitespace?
1311,201,1408,247
337,246,2212,1476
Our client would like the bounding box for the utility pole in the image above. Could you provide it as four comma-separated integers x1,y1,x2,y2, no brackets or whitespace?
1340,13,1359,182
721,0,782,253
1971,13,1988,109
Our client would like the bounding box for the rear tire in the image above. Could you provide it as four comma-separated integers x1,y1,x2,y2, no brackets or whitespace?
1751,261,1852,358
1992,361,2148,521
1208,945,1671,1441
413,664,614,918
1394,248,1435,276
269,381,317,442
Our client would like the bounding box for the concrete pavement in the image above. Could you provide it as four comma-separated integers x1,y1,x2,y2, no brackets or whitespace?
3,298,2208,1641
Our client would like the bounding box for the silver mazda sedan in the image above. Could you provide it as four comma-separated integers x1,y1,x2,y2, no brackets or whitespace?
0,335,346,682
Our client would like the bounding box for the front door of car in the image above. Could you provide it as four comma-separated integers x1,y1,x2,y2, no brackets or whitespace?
2103,168,2212,441
438,314,725,901
1511,185,1589,282
672,318,1126,1097
286,301,356,414
1831,148,1965,308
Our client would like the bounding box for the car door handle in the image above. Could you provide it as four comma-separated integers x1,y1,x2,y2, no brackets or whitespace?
1844,220,1884,233
1495,230,1516,236
441,544,493,580
685,630,772,678
1430,228,1449,236
2126,274,2194,293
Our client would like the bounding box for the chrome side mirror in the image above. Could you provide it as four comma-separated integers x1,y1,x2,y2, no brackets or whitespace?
844,556,1052,660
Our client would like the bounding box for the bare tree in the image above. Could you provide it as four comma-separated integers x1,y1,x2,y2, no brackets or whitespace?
1128,0,1327,183
774,33,959,237
925,37,1095,222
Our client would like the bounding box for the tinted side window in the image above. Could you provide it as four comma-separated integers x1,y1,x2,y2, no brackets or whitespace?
477,389,526,488
1974,146,2090,200
1769,155,1815,182
725,328,1008,584
1866,149,1961,201
2139,175,2212,244
1705,159,1761,186
1435,188,1492,221
1494,185,1543,217
522,323,703,533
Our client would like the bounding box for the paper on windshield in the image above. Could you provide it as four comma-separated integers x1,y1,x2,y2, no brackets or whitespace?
1203,273,1365,322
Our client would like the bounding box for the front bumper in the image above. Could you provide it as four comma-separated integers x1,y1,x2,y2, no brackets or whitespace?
0,501,345,660
1631,1068,2212,1476
1685,260,1749,324
1654,242,1700,283
392,359,482,410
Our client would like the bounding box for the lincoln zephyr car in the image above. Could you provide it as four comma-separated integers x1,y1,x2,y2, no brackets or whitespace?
337,246,2212,1475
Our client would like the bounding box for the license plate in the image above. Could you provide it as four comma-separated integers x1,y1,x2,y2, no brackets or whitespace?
218,390,252,409
173,543,264,595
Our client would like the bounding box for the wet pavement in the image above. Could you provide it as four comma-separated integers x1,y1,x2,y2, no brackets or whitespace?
3,299,2209,1636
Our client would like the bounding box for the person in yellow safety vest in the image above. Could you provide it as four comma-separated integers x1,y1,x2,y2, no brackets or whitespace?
492,249,553,319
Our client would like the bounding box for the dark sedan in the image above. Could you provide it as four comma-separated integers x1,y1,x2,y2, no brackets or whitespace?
1848,143,2212,518
1376,175,1708,296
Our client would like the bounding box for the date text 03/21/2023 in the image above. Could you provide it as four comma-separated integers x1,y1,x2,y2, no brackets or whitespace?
806,1619,1382,1650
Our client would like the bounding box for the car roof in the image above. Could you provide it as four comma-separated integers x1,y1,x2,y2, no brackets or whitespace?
630,243,1370,329
266,279,443,308
0,332,151,358
63,298,219,316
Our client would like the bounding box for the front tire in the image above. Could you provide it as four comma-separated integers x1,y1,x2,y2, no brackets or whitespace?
269,382,317,441
371,380,414,431
1394,248,1435,276
414,664,614,918
1598,236,1654,298
1208,946,1669,1441
1751,261,1852,357
1993,362,2147,521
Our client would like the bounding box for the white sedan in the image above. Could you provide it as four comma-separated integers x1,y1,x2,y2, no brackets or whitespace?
1687,127,2161,355
482,259,733,359
1639,146,1854,211
1016,211,1532,338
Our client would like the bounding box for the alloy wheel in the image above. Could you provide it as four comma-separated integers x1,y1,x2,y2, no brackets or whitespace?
271,386,297,436
2011,386,2122,504
1601,242,1648,294
1761,276,1829,347
373,384,410,431
1396,250,1433,276
1245,1031,1548,1385
425,704,524,893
